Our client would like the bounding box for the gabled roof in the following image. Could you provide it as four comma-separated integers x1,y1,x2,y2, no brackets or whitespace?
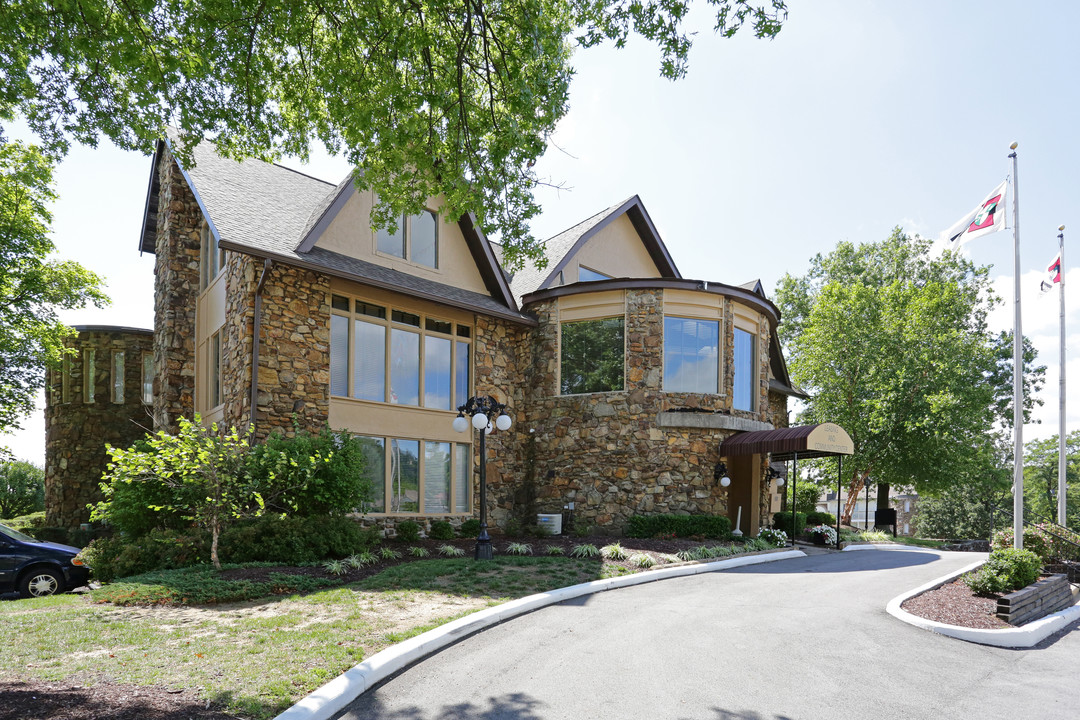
138,138,527,323
508,195,680,301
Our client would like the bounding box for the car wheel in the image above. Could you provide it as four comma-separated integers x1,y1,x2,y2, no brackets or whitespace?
19,568,64,598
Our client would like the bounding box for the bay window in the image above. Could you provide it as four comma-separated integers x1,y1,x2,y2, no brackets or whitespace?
663,317,720,393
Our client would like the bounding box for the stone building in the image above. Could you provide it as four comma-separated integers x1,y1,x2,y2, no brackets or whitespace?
45,137,810,535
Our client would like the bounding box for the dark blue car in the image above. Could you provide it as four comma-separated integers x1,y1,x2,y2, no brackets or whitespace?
0,522,91,598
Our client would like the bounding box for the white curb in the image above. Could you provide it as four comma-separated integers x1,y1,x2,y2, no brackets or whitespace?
843,542,944,552
886,558,1080,647
273,548,805,720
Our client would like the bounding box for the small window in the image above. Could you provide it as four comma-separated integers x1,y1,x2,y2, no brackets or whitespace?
83,349,95,404
356,301,386,319
578,266,612,282
425,318,452,335
210,331,223,408
375,209,439,268
141,353,153,405
376,218,405,258
331,294,350,311
733,327,756,411
392,310,420,327
111,351,125,403
560,317,624,394
61,355,71,404
200,223,225,290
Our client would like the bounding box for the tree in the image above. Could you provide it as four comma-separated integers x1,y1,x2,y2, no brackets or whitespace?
775,229,1044,524
0,0,785,269
0,139,108,435
0,460,46,518
1023,431,1080,531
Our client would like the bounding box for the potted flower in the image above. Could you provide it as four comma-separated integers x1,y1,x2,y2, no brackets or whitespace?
806,524,837,546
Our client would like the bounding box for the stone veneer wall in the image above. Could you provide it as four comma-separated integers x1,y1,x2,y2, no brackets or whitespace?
44,328,155,528
488,288,783,535
152,149,201,434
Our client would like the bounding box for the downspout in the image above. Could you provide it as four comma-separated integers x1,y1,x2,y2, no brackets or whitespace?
250,258,273,435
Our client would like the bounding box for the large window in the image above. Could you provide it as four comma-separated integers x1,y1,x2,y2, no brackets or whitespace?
560,317,624,394
330,295,470,409
376,210,439,269
358,436,471,515
733,327,756,411
664,317,719,393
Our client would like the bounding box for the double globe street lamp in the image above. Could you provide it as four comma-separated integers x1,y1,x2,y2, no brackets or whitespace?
452,395,512,560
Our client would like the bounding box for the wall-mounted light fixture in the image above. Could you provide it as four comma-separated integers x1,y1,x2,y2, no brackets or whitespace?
713,461,731,487
766,465,784,486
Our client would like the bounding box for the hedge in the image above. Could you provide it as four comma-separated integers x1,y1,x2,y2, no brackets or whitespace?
772,511,808,536
626,514,732,539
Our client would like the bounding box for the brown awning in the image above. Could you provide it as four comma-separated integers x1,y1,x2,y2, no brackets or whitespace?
720,422,854,461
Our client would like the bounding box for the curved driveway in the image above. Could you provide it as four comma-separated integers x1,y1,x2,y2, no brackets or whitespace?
333,549,1080,720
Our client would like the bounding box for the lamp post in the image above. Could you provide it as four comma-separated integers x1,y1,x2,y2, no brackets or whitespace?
453,395,512,560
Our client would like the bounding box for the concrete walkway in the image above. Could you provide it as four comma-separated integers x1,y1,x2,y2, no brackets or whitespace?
330,548,1080,720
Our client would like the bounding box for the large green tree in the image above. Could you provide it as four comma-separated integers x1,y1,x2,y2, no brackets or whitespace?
775,229,1044,523
1023,430,1080,531
0,138,108,434
0,0,785,269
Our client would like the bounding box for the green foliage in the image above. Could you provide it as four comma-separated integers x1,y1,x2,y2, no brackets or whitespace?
993,524,1080,563
775,229,1045,510
245,425,371,516
219,515,371,565
0,461,44,518
626,514,732,539
1022,430,1080,531
628,553,655,568
599,542,628,560
80,529,210,583
805,511,836,527
437,544,466,558
916,483,1011,540
458,519,482,537
560,317,625,394
569,543,600,558
395,520,421,543
757,528,787,547
324,559,348,576
408,546,430,558
772,511,807,536
91,565,340,605
506,542,533,556
0,3,784,270
1,510,44,533
428,521,455,541
964,548,1042,595
0,141,108,434
545,545,565,556
378,547,402,560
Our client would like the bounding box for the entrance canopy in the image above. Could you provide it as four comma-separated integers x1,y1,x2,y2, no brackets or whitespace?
720,422,854,461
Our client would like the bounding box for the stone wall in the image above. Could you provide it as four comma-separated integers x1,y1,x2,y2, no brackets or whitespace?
44,328,155,528
152,149,201,434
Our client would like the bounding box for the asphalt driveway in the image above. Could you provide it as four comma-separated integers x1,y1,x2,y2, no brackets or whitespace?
332,549,1080,720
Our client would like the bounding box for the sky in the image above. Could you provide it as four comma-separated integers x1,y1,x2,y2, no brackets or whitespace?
5,0,1078,464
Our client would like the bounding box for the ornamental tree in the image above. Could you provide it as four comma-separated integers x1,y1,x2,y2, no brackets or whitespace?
0,0,785,269
775,229,1044,523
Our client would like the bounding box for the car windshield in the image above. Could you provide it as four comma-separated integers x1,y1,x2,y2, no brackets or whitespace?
0,523,41,544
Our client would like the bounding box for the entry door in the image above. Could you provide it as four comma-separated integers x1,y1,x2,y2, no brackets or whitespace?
726,455,761,536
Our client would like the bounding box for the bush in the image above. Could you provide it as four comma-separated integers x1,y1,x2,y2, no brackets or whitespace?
429,520,455,540
0,461,45,518
625,514,732,539
805,511,836,527
964,548,1042,595
458,519,481,537
2,511,45,533
220,515,371,564
97,441,203,537
757,528,788,548
772,511,807,536
396,520,421,542
993,525,1080,562
81,529,210,583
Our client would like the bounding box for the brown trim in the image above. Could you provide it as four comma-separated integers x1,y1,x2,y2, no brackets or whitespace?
293,173,362,254
457,212,521,312
250,258,273,432
73,325,154,335
523,278,781,327
538,195,681,293
720,423,854,461
217,242,537,326
138,140,166,254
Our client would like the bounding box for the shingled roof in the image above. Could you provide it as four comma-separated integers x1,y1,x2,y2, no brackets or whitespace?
139,139,528,323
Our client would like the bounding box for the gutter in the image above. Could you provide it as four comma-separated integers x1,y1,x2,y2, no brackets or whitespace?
250,258,273,434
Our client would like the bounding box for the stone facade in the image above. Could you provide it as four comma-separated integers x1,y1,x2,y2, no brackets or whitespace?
44,328,154,528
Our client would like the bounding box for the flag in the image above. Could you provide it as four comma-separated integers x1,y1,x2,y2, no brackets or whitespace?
944,180,1008,249
1040,253,1062,294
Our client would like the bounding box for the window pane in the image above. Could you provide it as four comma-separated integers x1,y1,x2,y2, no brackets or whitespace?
455,443,471,513
389,439,420,512
83,349,95,403
663,317,719,393
356,301,386,319
141,354,153,404
733,327,755,411
377,216,405,257
390,328,420,405
330,314,349,397
560,317,624,394
392,310,420,327
424,335,452,410
210,333,222,407
358,436,385,513
455,341,470,409
412,210,438,268
331,294,349,311
456,325,471,338
424,442,451,513
112,351,125,403
578,266,612,282
425,318,452,334
354,320,386,401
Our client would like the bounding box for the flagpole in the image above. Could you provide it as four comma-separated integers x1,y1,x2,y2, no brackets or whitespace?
1058,226,1067,526
1009,142,1024,550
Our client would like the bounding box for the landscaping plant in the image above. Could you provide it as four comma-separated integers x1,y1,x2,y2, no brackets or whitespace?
757,527,788,548
964,548,1042,595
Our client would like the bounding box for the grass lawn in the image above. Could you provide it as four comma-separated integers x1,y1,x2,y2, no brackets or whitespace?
0,556,626,719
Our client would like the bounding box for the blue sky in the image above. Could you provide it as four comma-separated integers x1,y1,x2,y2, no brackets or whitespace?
6,0,1078,463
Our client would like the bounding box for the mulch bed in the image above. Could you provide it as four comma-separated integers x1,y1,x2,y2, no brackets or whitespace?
900,577,1009,629
0,680,240,720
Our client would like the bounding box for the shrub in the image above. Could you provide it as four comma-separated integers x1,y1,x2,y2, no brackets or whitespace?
626,514,732,539
437,544,465,557
772,511,807,537
545,545,565,556
569,543,600,558
220,515,370,564
993,525,1080,562
964,548,1042,595
429,520,455,540
458,519,481,537
506,542,532,556
408,546,429,558
2,511,44,533
805,511,836,527
396,520,421,543
600,542,628,560
757,528,788,548
0,461,45,518
628,553,655,568
80,529,210,583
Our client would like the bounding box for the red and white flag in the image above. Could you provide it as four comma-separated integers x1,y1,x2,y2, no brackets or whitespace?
1040,253,1062,294
944,180,1008,249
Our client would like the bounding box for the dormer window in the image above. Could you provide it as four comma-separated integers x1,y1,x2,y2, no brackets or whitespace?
376,210,439,268
578,266,611,282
